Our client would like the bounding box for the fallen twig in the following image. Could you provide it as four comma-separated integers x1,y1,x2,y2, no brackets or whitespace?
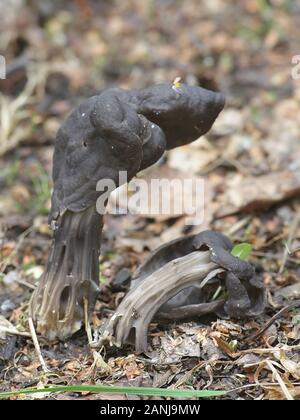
0,326,31,338
245,299,300,342
28,317,49,373
84,298,93,345
0,226,33,274
266,359,293,400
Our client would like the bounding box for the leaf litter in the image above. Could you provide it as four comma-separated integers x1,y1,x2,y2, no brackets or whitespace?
0,0,300,400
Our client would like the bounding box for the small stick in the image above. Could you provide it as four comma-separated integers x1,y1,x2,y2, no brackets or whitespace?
16,278,36,290
266,360,293,400
0,226,33,273
245,299,300,343
284,244,300,255
84,298,93,345
0,326,31,338
28,317,49,373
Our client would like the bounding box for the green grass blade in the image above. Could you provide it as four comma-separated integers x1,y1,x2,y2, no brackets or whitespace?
0,384,225,399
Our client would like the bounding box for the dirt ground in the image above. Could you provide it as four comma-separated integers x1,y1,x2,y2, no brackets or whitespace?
0,0,300,400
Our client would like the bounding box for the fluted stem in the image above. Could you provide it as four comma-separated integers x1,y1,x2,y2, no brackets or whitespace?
30,206,103,340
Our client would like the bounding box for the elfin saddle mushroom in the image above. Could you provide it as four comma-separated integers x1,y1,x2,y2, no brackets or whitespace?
30,82,226,340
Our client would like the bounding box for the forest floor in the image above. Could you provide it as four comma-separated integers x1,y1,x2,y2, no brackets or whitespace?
0,0,300,400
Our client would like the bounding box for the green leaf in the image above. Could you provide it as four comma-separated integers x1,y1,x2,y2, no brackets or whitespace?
231,243,252,261
0,384,226,400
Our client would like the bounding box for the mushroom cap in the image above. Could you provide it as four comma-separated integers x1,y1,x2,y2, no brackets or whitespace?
50,83,225,222
132,83,225,149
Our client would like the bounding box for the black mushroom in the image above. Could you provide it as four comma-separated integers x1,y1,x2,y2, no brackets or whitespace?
101,231,266,353
30,83,225,340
